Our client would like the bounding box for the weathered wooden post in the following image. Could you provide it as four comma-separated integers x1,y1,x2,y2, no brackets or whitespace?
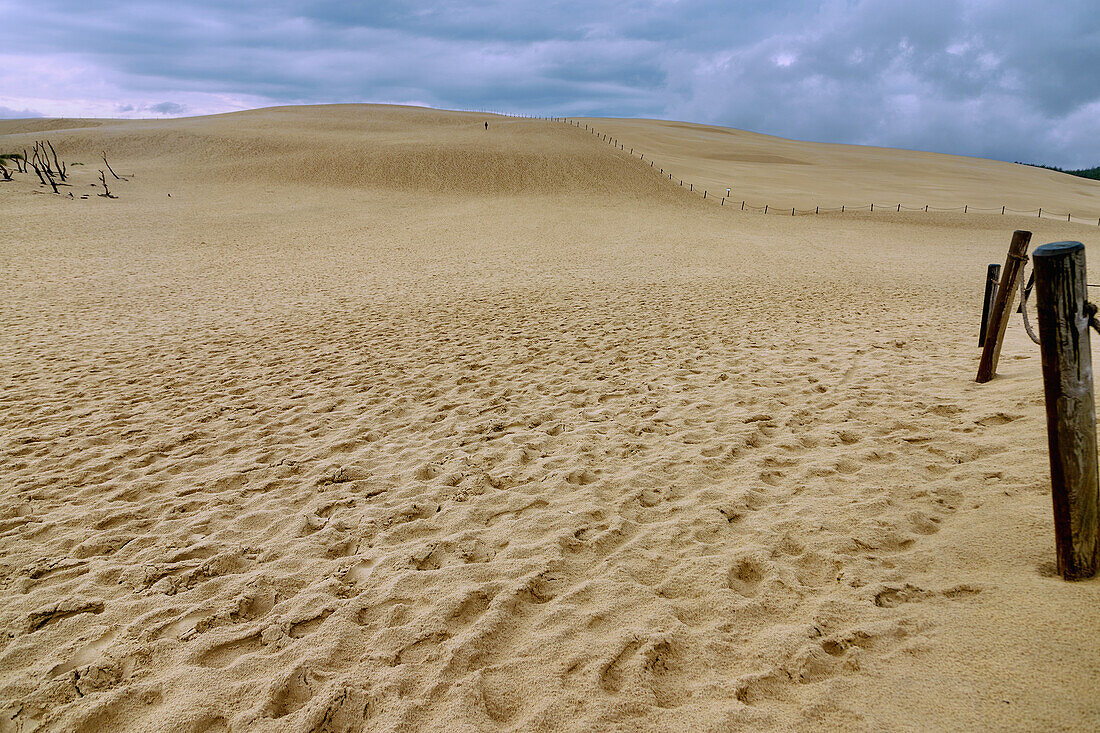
976,230,1032,382
979,263,1002,346
1033,241,1099,580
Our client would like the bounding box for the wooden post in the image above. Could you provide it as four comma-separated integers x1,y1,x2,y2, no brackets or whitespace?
764,205,768,214
976,230,1032,382
979,263,1001,346
1033,241,1099,580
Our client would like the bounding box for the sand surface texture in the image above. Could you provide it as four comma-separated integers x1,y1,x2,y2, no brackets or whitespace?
2,105,1099,732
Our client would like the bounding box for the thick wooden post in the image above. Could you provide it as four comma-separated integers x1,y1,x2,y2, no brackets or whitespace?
976,230,1032,382
979,263,1002,346
1033,241,1099,580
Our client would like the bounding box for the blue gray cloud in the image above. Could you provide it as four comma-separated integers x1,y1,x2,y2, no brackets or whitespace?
0,0,1096,167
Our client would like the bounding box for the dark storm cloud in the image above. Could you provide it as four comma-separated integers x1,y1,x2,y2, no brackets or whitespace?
0,106,45,119
0,0,1096,166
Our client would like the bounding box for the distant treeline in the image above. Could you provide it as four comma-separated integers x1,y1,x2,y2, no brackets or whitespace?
1017,161,1100,181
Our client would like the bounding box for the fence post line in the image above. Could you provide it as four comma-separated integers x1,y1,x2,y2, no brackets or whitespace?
965,205,968,213
925,205,928,212
842,205,845,213
979,263,1002,346
1033,241,1100,580
870,203,874,212
976,230,1033,383
791,208,794,216
1039,208,1042,218
816,206,819,214
741,200,745,210
897,204,901,212
1002,206,1006,215
764,205,768,214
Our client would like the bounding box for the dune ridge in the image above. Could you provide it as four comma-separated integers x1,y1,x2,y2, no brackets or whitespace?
575,116,1100,220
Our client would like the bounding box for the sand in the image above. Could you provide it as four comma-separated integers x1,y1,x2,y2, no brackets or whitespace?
1,105,1099,732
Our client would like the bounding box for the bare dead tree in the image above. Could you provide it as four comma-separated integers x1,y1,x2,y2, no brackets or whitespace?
98,170,116,198
101,151,124,180
0,161,13,181
33,142,54,176
47,140,66,181
19,149,29,173
30,160,59,193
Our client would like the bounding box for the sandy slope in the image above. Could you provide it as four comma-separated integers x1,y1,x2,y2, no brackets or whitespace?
1,105,1099,732
578,116,1100,220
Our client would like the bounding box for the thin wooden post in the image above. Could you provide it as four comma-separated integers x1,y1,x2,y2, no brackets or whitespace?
965,205,968,213
976,230,1032,382
979,263,1001,346
764,205,769,214
1033,241,1099,580
741,201,745,210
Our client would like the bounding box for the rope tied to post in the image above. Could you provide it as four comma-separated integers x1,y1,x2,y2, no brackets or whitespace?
1085,301,1100,335
1021,275,1100,344
1020,273,1041,345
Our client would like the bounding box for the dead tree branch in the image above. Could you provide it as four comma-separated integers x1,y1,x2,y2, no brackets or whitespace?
33,142,54,176
30,160,59,193
0,161,12,181
47,140,66,181
101,151,124,180
98,170,116,198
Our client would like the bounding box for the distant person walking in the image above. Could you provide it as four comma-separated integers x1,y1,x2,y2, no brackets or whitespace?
484,121,488,130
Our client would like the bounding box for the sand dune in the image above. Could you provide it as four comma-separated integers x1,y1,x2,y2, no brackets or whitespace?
1,105,1098,732
578,116,1100,219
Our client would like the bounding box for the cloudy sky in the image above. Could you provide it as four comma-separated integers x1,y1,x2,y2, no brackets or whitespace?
1,0,1097,167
